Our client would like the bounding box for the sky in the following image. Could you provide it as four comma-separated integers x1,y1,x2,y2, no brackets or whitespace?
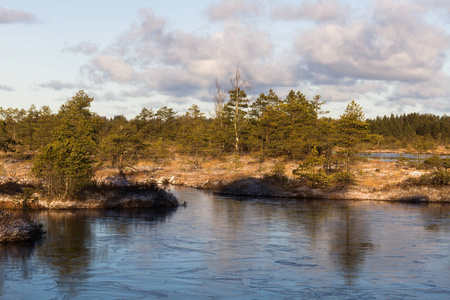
1,0,450,119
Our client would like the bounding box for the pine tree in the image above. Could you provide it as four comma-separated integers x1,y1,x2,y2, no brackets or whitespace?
337,100,369,172
32,91,95,199
99,116,141,173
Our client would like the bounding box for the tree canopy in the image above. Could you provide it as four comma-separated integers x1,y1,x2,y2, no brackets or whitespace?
0,86,447,198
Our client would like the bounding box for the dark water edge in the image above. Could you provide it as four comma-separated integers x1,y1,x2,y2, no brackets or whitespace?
0,186,449,299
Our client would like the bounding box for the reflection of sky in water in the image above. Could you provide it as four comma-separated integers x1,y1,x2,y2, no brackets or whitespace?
361,152,449,162
0,188,449,298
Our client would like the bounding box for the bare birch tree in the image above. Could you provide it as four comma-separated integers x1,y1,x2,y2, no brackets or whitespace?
229,64,251,154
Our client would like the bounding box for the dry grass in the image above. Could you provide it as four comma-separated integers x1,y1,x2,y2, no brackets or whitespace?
0,153,448,203
357,161,426,190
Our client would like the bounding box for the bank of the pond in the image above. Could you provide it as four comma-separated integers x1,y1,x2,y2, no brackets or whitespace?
1,155,448,204
0,182,178,242
0,181,179,210
0,212,45,244
140,158,449,203
213,177,449,202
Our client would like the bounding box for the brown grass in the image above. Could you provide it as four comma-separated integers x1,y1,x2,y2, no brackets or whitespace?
1,153,448,203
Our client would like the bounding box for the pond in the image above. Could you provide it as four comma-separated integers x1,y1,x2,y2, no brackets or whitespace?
1,187,449,299
360,152,449,162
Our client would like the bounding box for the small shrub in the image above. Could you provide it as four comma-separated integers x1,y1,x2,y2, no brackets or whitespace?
397,154,410,164
431,170,450,185
332,171,355,185
227,154,242,170
422,155,443,170
271,161,286,177
263,160,288,186
306,169,332,188
409,170,449,186
19,187,39,211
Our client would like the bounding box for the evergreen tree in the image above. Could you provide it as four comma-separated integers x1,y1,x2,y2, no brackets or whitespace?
283,90,316,158
249,90,284,155
155,106,178,141
32,91,95,199
99,115,141,173
337,100,369,172
178,104,208,156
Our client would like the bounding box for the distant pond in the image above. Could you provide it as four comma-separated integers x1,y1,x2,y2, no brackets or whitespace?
1,187,449,299
361,152,449,162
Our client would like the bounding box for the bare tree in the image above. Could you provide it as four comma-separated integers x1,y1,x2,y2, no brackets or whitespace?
213,78,226,125
229,64,251,154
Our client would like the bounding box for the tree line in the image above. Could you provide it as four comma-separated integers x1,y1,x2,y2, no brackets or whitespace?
0,90,371,160
367,113,450,149
0,88,448,197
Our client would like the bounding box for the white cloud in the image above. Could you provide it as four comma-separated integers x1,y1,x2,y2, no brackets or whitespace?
297,0,450,83
83,8,295,97
271,0,347,22
73,1,450,117
89,55,136,83
391,74,450,109
207,0,264,21
40,80,87,91
0,84,14,91
0,6,35,23
64,41,99,55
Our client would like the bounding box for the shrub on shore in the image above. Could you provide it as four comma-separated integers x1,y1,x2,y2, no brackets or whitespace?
0,212,45,243
408,171,450,186
0,178,179,209
83,181,179,208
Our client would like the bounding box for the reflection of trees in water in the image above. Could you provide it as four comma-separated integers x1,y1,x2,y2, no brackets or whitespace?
99,207,178,236
210,196,375,284
329,204,374,285
0,240,40,295
211,197,333,240
33,208,177,297
0,207,177,297
212,197,248,237
36,211,93,298
376,202,450,233
281,200,333,243
209,196,336,274
417,204,450,233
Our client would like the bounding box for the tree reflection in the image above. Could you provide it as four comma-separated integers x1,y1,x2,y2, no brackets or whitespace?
281,200,333,243
418,203,450,233
36,211,93,297
329,203,374,285
0,241,40,295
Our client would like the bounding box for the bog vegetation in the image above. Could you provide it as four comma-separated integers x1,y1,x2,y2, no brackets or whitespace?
1,81,449,198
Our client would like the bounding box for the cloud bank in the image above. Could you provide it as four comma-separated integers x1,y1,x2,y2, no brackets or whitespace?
47,0,450,116
0,6,35,23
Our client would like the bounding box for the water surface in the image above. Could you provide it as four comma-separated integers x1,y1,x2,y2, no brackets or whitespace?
361,152,449,162
0,187,449,299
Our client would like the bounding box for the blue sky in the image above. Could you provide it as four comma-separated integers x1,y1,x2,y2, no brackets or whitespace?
1,0,450,119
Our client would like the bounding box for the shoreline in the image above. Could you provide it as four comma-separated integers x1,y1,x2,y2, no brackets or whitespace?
212,178,449,203
1,154,449,207
137,157,449,203
2,160,447,244
0,212,45,244
0,181,180,211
